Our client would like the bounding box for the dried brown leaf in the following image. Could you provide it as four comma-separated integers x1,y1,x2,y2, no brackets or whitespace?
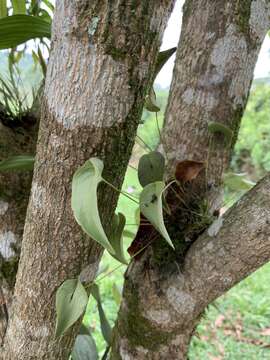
175,160,204,183
127,214,156,260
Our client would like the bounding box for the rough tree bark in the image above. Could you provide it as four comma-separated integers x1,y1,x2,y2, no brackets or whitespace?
0,110,38,344
111,1,270,359
1,1,175,359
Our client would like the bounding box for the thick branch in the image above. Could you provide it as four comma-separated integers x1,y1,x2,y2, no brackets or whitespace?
2,1,175,359
111,1,270,359
184,172,270,311
0,118,37,344
163,0,270,190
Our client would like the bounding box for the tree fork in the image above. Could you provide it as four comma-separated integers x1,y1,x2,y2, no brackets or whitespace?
1,1,175,359
111,1,270,359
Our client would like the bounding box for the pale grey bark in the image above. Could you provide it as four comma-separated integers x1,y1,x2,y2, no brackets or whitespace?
111,1,270,359
112,172,270,360
1,1,175,359
164,0,270,188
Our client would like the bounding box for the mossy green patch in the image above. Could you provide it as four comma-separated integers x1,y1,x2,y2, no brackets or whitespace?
1,256,19,287
117,281,175,350
235,0,252,36
105,46,127,61
152,190,214,269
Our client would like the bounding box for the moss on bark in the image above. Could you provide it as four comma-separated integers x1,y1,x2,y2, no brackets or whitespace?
114,280,175,352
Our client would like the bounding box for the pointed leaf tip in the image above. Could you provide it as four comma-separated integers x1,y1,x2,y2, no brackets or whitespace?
140,181,174,249
0,155,35,171
108,213,128,265
71,158,115,254
90,283,112,345
55,279,88,338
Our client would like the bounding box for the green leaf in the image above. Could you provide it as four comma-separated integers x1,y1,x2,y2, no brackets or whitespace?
108,213,128,264
123,229,136,239
144,87,160,112
208,122,233,144
12,0,26,14
0,155,35,171
140,181,174,249
90,283,112,345
71,326,98,360
13,50,23,63
0,15,51,50
55,279,88,338
71,158,115,254
144,48,176,113
154,47,176,78
37,45,47,77
32,50,40,66
138,151,165,187
224,173,255,191
42,0,54,12
0,0,7,18
72,334,98,360
112,283,122,305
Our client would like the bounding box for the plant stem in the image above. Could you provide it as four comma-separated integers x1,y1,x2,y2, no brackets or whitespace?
103,179,139,205
128,164,138,171
136,135,153,152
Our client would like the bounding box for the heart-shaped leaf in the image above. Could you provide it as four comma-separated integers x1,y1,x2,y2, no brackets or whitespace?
108,213,128,265
0,155,35,171
71,158,115,254
71,325,98,360
90,283,112,345
138,151,165,187
55,279,88,338
140,181,174,249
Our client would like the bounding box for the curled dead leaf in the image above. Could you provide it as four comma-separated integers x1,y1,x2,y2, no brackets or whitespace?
127,214,157,260
175,160,204,183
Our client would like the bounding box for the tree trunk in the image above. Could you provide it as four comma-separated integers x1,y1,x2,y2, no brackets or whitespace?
0,112,38,344
1,1,175,359
111,172,270,360
111,1,270,359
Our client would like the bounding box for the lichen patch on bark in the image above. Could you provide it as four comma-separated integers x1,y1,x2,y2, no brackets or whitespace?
31,183,46,209
144,309,172,326
249,0,270,40
210,25,247,80
0,231,16,259
0,200,8,216
166,286,195,317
